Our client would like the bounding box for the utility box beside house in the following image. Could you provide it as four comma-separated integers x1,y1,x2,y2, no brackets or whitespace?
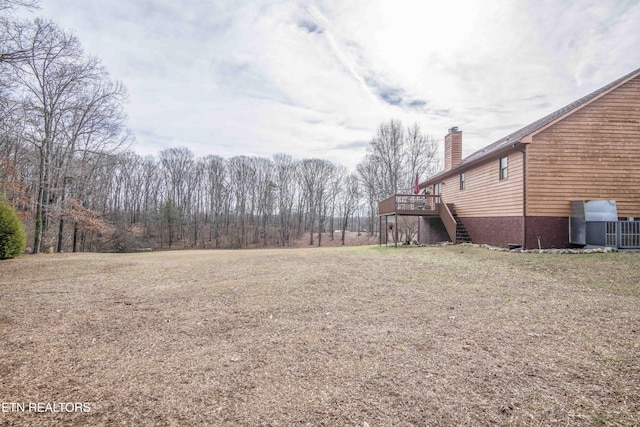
569,200,640,248
570,200,618,246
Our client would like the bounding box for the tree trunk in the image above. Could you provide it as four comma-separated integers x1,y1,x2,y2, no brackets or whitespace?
33,147,47,254
57,216,64,252
73,223,79,252
193,213,198,247
341,216,348,245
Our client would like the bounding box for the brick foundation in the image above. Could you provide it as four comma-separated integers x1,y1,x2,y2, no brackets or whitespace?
525,217,569,249
419,215,571,249
460,217,524,247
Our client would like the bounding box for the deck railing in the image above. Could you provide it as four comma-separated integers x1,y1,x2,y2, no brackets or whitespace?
378,194,441,216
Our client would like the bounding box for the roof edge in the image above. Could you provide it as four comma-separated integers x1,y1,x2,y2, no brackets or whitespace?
419,142,521,187
525,67,640,141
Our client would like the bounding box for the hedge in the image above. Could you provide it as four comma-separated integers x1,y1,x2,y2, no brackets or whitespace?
0,197,26,260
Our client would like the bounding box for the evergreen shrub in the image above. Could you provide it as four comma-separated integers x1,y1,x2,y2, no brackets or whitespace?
0,197,26,260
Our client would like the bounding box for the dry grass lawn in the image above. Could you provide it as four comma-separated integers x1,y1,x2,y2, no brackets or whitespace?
0,245,639,426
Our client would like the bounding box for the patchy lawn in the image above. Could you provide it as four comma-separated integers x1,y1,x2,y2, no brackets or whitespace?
0,246,638,426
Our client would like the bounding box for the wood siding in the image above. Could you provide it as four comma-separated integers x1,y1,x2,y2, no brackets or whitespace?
527,75,640,217
440,151,524,217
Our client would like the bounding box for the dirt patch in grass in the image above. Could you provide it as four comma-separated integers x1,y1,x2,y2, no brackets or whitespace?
1,245,639,426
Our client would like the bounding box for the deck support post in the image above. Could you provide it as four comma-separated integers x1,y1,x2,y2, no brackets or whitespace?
395,213,398,247
384,215,388,245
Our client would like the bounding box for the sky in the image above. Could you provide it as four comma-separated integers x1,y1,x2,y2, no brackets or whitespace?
21,0,640,171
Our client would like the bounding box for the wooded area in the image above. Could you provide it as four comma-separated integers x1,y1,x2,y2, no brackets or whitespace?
0,2,441,252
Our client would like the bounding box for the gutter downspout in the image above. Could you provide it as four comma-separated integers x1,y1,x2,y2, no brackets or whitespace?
512,142,527,248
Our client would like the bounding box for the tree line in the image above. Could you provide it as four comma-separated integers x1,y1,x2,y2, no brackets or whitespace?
0,1,441,252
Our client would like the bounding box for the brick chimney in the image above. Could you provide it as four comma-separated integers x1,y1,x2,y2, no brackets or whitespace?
444,127,462,171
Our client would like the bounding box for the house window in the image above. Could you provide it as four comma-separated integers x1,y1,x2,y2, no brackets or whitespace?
499,156,508,180
460,172,466,190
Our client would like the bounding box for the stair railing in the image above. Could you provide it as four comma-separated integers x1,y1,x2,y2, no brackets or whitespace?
438,198,458,243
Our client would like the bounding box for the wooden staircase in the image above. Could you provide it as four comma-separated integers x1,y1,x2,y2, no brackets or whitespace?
444,204,472,244
455,218,472,243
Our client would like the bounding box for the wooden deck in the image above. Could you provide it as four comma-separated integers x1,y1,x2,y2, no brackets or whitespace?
379,194,460,246
378,194,441,216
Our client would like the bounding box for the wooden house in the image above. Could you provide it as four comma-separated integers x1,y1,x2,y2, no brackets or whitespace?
381,67,640,249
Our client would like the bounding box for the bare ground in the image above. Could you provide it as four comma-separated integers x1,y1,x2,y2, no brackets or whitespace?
0,245,638,426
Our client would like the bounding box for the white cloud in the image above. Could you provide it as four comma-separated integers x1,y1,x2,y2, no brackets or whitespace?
25,0,640,170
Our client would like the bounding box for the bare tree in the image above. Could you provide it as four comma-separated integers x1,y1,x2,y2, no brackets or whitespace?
298,158,335,246
68,152,117,251
356,154,383,236
0,0,38,11
139,155,160,238
404,123,440,189
190,158,206,247
10,19,116,253
364,119,440,197
369,119,405,197
273,153,298,246
202,154,227,248
339,172,360,245
159,147,195,245
54,79,129,251
327,165,346,241
227,156,256,248
0,1,40,65
249,156,274,245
